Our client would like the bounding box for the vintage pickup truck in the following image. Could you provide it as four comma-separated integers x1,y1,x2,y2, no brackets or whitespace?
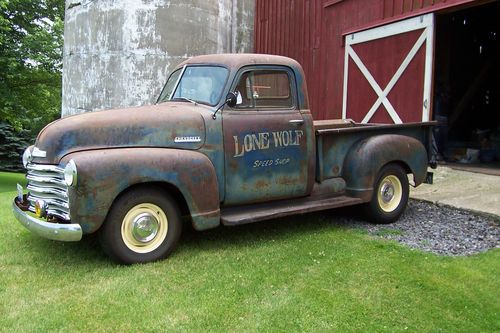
13,54,435,264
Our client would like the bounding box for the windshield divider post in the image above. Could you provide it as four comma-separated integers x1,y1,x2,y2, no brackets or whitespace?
169,65,187,101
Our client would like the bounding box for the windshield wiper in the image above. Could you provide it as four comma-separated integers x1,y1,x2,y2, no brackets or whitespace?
172,97,198,106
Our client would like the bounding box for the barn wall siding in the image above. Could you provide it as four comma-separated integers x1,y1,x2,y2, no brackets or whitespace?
254,0,474,120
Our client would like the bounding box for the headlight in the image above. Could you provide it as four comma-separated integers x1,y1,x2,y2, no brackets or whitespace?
64,160,78,186
22,147,32,168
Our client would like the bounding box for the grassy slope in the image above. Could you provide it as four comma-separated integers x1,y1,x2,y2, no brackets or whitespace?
0,172,498,332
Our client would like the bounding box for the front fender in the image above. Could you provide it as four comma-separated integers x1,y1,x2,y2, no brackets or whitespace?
342,134,428,200
62,148,220,234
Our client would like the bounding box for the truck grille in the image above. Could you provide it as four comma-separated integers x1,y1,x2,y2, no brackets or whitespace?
26,163,71,221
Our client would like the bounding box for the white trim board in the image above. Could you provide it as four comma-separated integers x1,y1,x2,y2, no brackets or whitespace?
346,14,434,45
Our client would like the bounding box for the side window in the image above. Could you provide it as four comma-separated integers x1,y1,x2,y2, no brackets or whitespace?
233,70,294,109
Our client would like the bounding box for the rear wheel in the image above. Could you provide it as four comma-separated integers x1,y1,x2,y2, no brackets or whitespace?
99,186,182,264
364,164,409,224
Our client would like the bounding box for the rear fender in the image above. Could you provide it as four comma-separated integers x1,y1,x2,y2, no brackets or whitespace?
62,148,220,233
342,134,428,201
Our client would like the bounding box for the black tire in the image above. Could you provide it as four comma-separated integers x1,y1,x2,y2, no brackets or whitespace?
99,186,182,264
363,163,409,224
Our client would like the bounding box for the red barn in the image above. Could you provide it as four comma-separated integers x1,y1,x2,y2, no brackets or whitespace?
254,0,500,160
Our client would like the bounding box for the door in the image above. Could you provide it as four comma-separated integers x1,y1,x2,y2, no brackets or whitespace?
222,66,311,205
342,14,435,123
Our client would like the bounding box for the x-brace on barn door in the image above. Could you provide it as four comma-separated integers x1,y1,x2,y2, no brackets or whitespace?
342,14,434,123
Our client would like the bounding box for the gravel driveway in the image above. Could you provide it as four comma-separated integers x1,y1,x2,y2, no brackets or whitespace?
344,199,500,256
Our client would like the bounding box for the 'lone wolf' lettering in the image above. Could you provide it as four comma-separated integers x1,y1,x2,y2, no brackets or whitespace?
233,130,304,157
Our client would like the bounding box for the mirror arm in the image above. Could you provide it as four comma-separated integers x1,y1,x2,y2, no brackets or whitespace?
212,92,237,120
212,102,226,120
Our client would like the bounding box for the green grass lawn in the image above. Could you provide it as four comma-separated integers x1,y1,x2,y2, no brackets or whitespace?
0,172,499,332
0,171,27,193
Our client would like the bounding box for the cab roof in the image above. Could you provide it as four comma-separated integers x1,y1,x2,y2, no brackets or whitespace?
177,53,301,70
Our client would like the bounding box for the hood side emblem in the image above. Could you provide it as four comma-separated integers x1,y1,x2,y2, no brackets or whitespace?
174,136,201,143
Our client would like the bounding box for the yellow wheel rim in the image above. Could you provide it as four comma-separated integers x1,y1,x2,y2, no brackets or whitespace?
121,203,168,253
377,175,403,213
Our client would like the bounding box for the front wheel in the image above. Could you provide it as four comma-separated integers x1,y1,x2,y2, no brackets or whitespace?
99,186,182,264
364,164,409,224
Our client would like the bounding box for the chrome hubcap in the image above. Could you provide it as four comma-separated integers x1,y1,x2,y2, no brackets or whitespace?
380,182,395,203
132,213,159,243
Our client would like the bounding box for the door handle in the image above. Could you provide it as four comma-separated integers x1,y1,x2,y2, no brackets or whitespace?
289,119,304,126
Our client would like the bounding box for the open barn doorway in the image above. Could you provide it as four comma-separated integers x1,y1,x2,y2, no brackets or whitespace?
433,1,500,172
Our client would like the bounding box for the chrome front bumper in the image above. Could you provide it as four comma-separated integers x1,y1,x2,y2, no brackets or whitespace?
12,199,82,242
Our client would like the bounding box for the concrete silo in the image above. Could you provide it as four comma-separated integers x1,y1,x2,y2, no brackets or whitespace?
62,0,254,116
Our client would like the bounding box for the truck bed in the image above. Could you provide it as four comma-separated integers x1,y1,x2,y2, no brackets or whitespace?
313,118,356,131
314,121,436,183
313,119,437,134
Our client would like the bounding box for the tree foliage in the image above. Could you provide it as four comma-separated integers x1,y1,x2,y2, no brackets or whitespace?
0,122,30,171
0,0,64,170
0,0,64,133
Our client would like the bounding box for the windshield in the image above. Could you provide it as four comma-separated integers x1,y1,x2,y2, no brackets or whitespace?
157,66,229,106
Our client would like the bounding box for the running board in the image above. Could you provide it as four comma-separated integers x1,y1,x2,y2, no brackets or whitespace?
221,195,363,226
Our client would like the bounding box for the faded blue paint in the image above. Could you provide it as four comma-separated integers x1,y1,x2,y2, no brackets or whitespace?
34,104,207,164
63,148,220,233
317,125,431,181
342,134,429,200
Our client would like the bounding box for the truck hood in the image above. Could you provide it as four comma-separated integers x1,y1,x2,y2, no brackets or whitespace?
34,103,208,164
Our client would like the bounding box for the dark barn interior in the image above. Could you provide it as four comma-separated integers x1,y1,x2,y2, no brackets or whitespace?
433,1,500,167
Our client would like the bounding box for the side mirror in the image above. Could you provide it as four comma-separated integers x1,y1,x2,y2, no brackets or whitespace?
225,92,237,108
212,92,238,120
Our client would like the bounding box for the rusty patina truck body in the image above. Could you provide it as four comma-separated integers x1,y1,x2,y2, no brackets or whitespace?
13,54,435,264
